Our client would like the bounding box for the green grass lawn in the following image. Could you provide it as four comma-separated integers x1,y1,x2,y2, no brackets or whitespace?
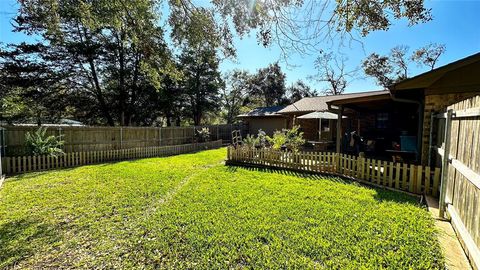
0,148,443,269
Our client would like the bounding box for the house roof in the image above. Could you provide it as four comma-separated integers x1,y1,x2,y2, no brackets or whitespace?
390,52,480,92
278,90,389,114
237,105,286,118
328,91,391,106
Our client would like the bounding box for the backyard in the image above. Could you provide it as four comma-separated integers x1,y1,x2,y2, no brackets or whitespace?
0,148,443,269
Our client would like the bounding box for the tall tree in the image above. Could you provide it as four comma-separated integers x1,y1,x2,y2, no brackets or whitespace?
287,80,318,102
411,43,446,70
9,0,174,126
221,70,250,124
170,0,432,60
363,44,446,88
179,45,223,125
310,52,355,95
0,43,74,124
249,63,287,106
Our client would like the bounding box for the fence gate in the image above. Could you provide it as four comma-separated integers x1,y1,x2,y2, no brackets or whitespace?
430,95,480,269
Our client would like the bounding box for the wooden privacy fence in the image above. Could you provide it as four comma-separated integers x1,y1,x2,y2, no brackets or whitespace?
432,95,480,270
0,124,245,156
227,146,441,197
1,140,222,175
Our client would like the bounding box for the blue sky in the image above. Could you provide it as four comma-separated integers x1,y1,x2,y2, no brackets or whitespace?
1,0,479,93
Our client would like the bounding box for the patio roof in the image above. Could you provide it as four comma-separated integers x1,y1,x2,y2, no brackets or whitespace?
278,90,388,114
327,91,391,106
390,52,480,93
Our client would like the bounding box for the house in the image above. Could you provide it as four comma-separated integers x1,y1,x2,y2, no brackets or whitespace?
328,52,480,165
237,106,287,136
277,91,389,142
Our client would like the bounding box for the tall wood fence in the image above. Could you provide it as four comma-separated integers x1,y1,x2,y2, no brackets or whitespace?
0,124,245,156
226,147,441,197
432,95,480,270
1,140,222,175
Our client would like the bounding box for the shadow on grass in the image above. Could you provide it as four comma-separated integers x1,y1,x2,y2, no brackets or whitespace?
0,218,62,268
226,164,420,205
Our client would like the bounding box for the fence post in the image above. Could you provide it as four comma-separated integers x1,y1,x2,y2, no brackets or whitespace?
439,109,453,219
336,105,343,154
428,111,435,167
120,127,123,149
159,127,162,146
0,138,2,179
0,127,5,178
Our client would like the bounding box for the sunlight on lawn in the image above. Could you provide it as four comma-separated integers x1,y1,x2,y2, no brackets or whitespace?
0,148,443,269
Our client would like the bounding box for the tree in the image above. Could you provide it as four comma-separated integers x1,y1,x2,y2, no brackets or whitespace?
411,43,446,70
0,43,73,124
170,0,432,59
363,44,446,88
287,80,318,102
221,70,250,124
9,0,175,126
249,63,287,106
310,52,355,95
3,0,435,126
157,74,185,126
179,45,223,126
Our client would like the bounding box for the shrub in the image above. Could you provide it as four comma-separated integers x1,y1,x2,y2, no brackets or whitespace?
242,134,258,149
284,125,306,152
196,127,210,142
267,131,287,150
267,126,305,152
25,127,65,156
256,129,268,148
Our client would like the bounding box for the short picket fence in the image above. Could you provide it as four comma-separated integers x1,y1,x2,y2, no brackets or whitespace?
2,140,222,175
227,146,441,197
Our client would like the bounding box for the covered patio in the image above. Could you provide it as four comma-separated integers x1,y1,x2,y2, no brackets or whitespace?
328,92,422,163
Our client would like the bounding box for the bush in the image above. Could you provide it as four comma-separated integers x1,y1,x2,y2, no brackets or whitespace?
267,126,305,152
196,127,210,142
256,129,268,148
267,131,287,150
25,127,65,156
284,125,305,152
242,134,258,149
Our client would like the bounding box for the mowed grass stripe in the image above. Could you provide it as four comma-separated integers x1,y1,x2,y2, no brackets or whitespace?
0,148,443,269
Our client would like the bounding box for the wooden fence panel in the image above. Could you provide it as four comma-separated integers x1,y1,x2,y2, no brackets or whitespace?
227,146,440,198
435,95,480,269
2,140,222,175
0,124,244,156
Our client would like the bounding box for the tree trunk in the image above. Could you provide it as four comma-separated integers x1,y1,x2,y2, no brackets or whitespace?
87,58,115,126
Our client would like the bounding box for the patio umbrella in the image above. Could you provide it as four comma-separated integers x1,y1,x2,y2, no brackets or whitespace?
297,111,347,141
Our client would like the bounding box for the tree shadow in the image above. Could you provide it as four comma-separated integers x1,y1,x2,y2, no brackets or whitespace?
0,218,62,268
225,163,420,205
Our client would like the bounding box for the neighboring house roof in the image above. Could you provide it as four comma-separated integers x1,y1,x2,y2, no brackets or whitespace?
237,106,287,118
390,52,480,92
278,90,389,114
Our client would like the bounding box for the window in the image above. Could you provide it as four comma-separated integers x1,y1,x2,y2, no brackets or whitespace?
321,119,330,132
376,113,389,129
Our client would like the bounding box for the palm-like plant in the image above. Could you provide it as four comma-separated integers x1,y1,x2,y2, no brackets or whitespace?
25,127,65,156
